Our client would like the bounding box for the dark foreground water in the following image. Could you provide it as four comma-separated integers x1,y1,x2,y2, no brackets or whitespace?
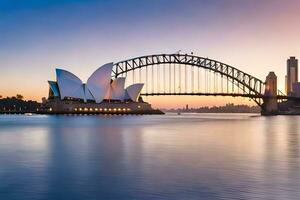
0,114,300,200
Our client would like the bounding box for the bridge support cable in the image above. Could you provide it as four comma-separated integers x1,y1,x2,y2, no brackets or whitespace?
163,64,166,94
208,69,210,93
216,72,218,93
191,65,194,93
216,74,219,93
227,74,229,94
185,64,187,93
146,65,148,93
132,68,135,84
221,75,223,93
205,69,208,93
214,72,216,93
139,66,141,83
210,70,213,93
208,70,211,93
216,73,218,93
209,69,211,93
169,63,171,93
198,66,200,93
216,73,219,93
125,67,127,81
173,63,176,93
204,69,206,93
237,78,240,94
232,76,234,94
243,75,245,94
178,64,181,93
152,64,154,93
157,64,160,93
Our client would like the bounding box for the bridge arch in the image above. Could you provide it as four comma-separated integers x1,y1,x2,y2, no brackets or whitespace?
112,53,266,106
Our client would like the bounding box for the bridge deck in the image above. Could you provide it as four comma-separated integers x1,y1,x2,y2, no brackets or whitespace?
141,93,297,100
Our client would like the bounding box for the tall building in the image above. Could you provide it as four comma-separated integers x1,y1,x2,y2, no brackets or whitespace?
286,56,298,94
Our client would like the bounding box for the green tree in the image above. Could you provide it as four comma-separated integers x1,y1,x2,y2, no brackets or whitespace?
16,94,24,100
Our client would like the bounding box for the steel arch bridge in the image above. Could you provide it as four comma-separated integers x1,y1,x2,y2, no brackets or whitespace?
112,53,270,107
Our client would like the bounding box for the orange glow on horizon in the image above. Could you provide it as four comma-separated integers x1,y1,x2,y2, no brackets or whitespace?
9,94,255,109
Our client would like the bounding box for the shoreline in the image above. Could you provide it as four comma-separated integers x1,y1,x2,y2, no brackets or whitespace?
0,109,164,115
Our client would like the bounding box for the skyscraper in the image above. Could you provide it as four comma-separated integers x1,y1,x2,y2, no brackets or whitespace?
286,56,298,94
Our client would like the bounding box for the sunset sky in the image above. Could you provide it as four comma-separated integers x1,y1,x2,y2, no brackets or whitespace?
1,0,300,108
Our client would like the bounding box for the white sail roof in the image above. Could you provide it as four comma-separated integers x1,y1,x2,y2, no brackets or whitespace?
83,84,94,102
110,77,126,100
104,77,126,100
103,84,112,100
86,63,113,103
56,69,85,100
125,83,144,102
48,81,60,97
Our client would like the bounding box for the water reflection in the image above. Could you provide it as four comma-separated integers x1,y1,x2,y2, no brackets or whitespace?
0,114,300,199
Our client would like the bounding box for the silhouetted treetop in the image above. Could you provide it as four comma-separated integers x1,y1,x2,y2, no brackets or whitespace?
16,94,24,100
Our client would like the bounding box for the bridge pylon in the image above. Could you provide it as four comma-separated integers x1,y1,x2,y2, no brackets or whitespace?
261,72,278,115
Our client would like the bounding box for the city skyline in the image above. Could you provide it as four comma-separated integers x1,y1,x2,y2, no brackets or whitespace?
1,0,300,108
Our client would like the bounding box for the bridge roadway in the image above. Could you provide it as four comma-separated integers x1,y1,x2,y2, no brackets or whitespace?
141,93,298,100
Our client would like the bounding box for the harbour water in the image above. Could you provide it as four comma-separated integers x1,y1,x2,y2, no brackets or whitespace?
0,114,300,200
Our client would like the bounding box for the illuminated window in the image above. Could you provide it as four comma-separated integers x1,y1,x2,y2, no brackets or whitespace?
49,108,52,111
79,108,82,111
137,105,141,108
104,108,107,111
99,108,103,111
113,108,117,112
127,108,131,111
108,108,112,111
84,108,88,111
74,108,77,111
89,108,93,111
95,108,98,111
122,108,126,111
117,108,121,111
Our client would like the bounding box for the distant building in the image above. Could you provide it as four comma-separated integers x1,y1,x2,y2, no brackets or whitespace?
286,56,298,94
292,82,300,97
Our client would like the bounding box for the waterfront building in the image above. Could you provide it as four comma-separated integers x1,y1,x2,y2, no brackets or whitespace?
49,63,143,103
286,56,298,94
42,63,162,114
292,82,300,97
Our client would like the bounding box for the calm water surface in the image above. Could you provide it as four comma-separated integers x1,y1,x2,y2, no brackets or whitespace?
0,113,300,200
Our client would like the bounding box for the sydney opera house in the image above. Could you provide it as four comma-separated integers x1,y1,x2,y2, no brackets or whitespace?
40,63,162,114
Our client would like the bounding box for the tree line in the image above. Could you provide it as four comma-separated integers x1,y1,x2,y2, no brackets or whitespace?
0,95,41,112
163,103,260,113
